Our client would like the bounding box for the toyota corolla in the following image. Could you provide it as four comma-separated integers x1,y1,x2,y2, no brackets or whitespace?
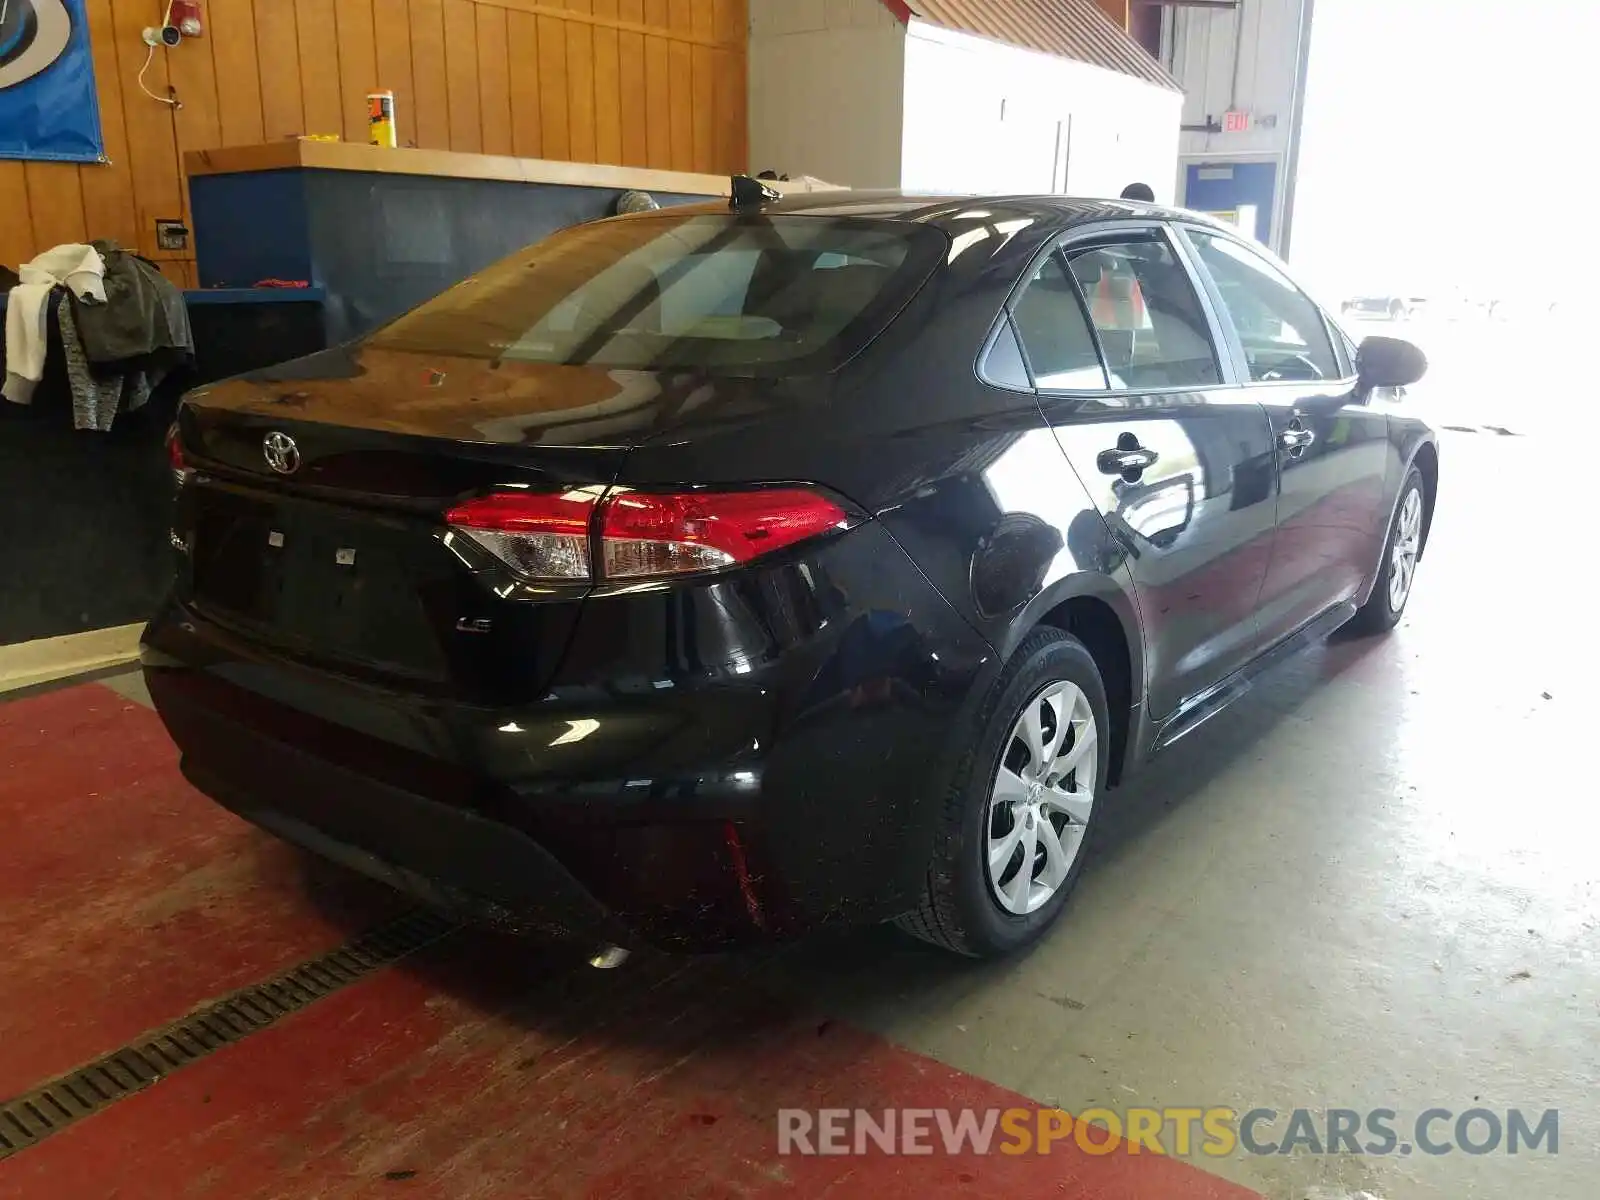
144,188,1436,958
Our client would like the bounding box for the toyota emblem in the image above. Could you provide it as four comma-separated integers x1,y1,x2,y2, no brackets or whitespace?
263,431,301,475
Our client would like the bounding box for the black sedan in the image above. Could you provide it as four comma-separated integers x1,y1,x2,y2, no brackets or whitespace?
144,188,1436,959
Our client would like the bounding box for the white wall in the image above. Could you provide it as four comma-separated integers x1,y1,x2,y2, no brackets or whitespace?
1169,0,1310,161
748,0,907,188
899,22,1182,200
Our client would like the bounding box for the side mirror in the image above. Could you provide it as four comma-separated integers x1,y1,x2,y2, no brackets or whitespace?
1357,336,1428,389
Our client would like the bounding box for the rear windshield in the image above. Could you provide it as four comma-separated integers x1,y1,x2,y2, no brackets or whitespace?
369,214,947,373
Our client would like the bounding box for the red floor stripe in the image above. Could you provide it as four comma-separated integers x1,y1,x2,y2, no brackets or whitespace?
0,683,406,1096
0,932,1261,1199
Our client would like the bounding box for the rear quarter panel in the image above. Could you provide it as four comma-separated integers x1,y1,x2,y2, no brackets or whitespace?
612,211,1150,785
617,213,1144,675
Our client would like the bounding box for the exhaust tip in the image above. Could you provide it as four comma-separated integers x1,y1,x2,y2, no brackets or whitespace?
588,945,631,970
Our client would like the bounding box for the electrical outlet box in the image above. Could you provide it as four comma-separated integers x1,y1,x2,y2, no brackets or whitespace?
155,220,190,252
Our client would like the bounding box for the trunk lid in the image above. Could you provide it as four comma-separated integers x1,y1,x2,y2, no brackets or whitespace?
174,345,693,702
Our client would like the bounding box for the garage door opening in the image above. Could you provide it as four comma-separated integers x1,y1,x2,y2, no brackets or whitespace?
1291,0,1600,436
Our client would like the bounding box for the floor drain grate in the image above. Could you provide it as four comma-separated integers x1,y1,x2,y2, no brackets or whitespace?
0,908,459,1161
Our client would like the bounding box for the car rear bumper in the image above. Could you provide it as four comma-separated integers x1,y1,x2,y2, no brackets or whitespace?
160,687,631,946
142,522,992,951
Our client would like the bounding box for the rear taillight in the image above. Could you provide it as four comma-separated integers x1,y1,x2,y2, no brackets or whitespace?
600,489,850,579
166,424,192,485
444,490,597,581
444,487,851,583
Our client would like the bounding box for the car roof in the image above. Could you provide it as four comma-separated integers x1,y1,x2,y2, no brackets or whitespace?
653,190,1232,235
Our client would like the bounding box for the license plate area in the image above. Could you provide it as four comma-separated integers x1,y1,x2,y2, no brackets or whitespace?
192,486,446,678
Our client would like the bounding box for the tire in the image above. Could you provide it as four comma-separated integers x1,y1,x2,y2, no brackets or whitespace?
896,627,1110,958
1347,466,1425,636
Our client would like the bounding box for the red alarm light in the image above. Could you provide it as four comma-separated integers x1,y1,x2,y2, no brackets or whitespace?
171,1,204,37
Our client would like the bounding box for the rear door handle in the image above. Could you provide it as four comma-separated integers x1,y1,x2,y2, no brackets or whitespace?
1278,428,1315,451
1097,445,1160,476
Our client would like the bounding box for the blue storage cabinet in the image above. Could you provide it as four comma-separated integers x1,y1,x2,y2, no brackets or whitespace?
188,143,721,344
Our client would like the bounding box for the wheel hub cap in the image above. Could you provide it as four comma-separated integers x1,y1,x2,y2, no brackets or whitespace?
986,680,1098,916
1389,488,1423,612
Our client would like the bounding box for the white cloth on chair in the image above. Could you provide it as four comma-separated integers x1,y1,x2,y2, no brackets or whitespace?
3,243,108,406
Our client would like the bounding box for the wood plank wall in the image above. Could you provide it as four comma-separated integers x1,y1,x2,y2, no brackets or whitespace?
1092,0,1130,30
0,0,749,287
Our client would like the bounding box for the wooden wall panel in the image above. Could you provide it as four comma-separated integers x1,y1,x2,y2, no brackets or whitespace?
296,0,346,137
507,12,545,158
165,0,221,251
712,0,745,173
208,0,266,146
1093,0,1130,31
444,0,484,152
76,0,140,252
713,43,743,175
372,0,417,141
690,44,713,173
0,164,38,273
2,0,749,277
689,0,713,170
476,4,514,155
565,4,598,165
537,15,571,161
22,166,89,253
335,0,381,142
409,0,453,149
667,41,693,171
591,0,623,166
168,10,223,155
616,0,648,167
643,24,671,168
109,0,184,260
642,0,668,169
255,2,306,142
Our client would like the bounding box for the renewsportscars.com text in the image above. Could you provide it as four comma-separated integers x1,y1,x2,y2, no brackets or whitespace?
777,1107,1559,1158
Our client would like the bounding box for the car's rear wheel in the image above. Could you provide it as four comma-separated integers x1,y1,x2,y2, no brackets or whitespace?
897,627,1109,958
1348,466,1425,635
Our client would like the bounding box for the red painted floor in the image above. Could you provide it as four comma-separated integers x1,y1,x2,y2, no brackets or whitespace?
0,683,1261,1199
0,684,404,1096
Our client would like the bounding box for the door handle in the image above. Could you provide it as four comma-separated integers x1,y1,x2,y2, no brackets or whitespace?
1278,427,1316,452
1097,444,1160,477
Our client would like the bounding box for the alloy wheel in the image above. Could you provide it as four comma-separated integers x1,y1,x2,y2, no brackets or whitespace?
1388,488,1423,612
986,680,1098,915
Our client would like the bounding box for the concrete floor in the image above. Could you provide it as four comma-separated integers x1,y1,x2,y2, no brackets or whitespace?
779,431,1600,1199
1,430,1593,1199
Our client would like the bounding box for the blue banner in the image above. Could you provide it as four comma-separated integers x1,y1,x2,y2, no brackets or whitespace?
0,0,105,163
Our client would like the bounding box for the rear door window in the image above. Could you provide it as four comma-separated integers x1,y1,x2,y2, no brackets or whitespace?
981,317,1033,390
1066,239,1222,390
370,215,947,375
1009,254,1108,391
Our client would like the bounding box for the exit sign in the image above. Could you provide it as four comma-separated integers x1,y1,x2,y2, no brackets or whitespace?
1223,110,1251,133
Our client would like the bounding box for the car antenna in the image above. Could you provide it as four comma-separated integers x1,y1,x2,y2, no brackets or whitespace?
730,174,781,210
